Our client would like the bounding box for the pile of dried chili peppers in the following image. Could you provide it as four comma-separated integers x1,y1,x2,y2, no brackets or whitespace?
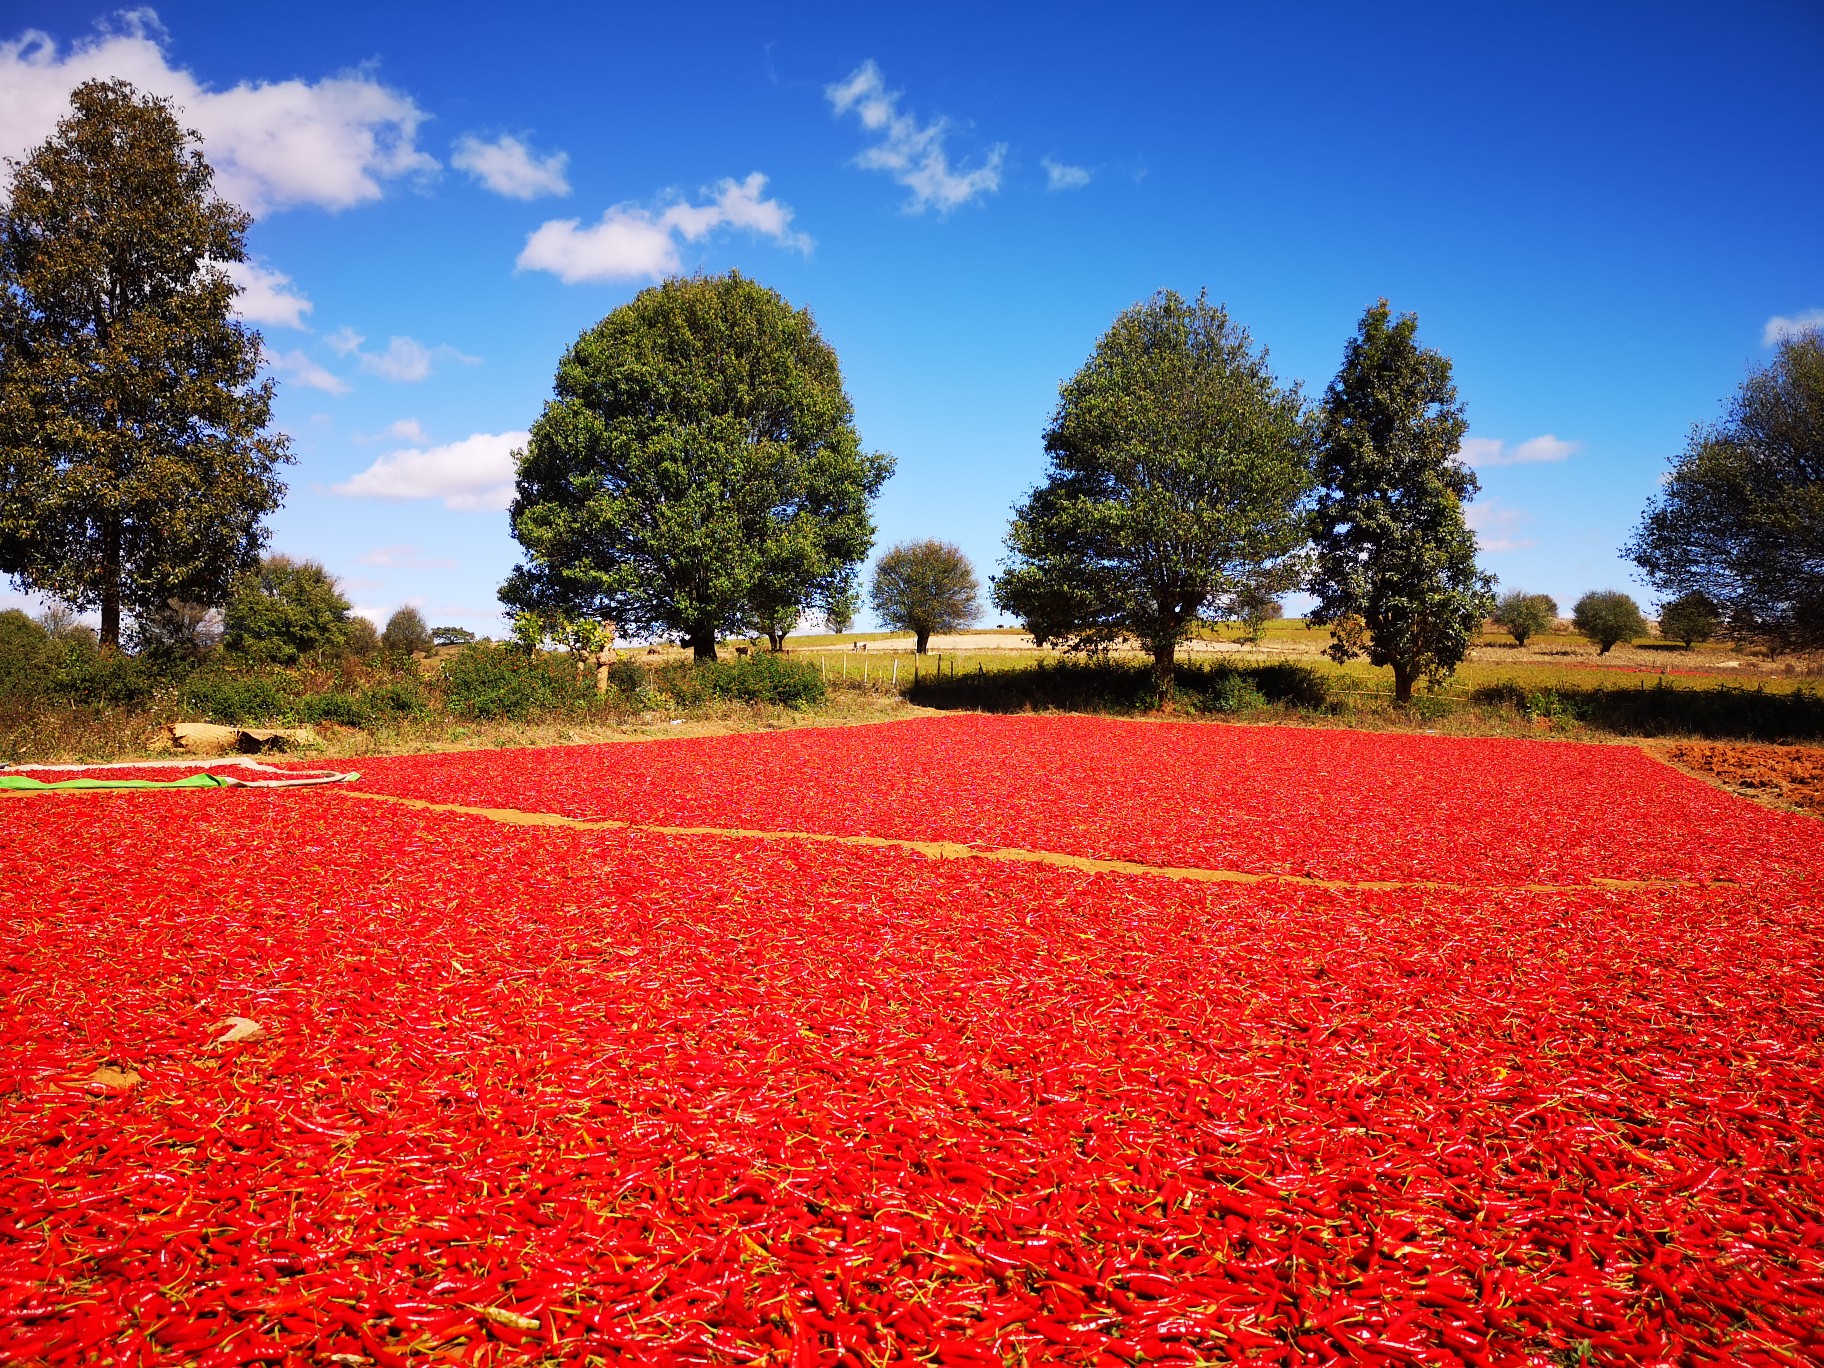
3,716,1820,1365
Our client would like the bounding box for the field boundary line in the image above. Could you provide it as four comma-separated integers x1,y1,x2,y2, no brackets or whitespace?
334,788,1706,895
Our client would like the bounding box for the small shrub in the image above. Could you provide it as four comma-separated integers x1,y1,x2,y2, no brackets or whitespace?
181,672,292,724
440,643,592,720
702,653,827,707
297,690,369,727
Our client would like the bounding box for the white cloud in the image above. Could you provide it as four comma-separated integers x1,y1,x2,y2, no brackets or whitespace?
332,430,526,511
1763,309,1824,347
0,12,437,216
361,336,434,383
219,258,311,328
384,418,427,444
358,542,456,569
1466,500,1535,553
365,336,478,382
1459,433,1581,467
517,172,809,284
323,334,478,383
826,60,1005,213
265,348,347,394
452,132,569,199
1042,156,1091,191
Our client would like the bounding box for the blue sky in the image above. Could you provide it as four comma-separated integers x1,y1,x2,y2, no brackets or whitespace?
3,2,1821,635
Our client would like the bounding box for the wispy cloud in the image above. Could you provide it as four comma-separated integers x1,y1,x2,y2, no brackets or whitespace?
1466,499,1535,553
826,60,1004,214
320,331,477,383
1458,433,1580,467
358,543,457,569
333,430,527,511
220,258,312,328
1042,156,1091,191
517,172,809,284
0,12,436,215
265,348,347,394
451,132,569,199
1763,309,1824,347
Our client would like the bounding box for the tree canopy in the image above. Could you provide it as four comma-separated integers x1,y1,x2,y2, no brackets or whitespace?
1626,329,1824,653
993,290,1311,693
1307,300,1493,702
382,605,434,655
870,540,980,653
0,79,290,648
1493,590,1557,647
1572,590,1647,655
1657,590,1722,648
222,555,351,665
500,272,892,660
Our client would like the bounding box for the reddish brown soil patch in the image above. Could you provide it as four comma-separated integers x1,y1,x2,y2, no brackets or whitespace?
1659,742,1824,817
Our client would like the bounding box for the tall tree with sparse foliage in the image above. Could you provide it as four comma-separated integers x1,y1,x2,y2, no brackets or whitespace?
0,79,290,649
871,540,980,654
994,290,1311,694
1626,329,1824,653
1307,300,1494,703
501,273,893,661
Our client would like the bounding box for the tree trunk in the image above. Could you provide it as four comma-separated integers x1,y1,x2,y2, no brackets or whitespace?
1392,661,1416,704
915,630,930,655
1152,640,1176,702
98,514,122,649
689,629,717,662
767,631,785,653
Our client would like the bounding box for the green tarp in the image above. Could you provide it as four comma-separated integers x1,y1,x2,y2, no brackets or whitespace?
0,772,231,792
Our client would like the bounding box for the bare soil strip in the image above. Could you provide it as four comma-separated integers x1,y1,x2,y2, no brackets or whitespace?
335,787,1704,896
1648,740,1824,819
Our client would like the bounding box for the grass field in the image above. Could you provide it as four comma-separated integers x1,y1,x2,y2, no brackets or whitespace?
4,715,1822,1364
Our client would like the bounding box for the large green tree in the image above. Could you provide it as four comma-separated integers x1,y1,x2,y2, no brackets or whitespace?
993,290,1311,694
1626,329,1824,653
0,79,290,648
501,273,892,661
1307,300,1493,703
221,555,352,665
870,539,980,654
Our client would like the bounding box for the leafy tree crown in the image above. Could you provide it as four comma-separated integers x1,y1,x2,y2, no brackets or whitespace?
500,272,892,660
1306,299,1493,698
1572,590,1647,654
870,540,980,650
1626,329,1824,652
382,605,434,655
222,555,351,665
0,78,291,647
993,289,1311,689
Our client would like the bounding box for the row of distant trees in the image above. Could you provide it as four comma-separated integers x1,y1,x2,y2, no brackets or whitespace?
1492,588,1720,654
21,552,470,666
2,80,1819,703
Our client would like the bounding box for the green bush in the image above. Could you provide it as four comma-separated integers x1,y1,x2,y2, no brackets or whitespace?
702,653,827,707
360,677,429,719
180,672,292,724
439,643,594,720
296,690,369,727
907,656,1328,715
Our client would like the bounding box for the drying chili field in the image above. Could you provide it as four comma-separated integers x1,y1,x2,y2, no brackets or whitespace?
4,716,1823,1367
